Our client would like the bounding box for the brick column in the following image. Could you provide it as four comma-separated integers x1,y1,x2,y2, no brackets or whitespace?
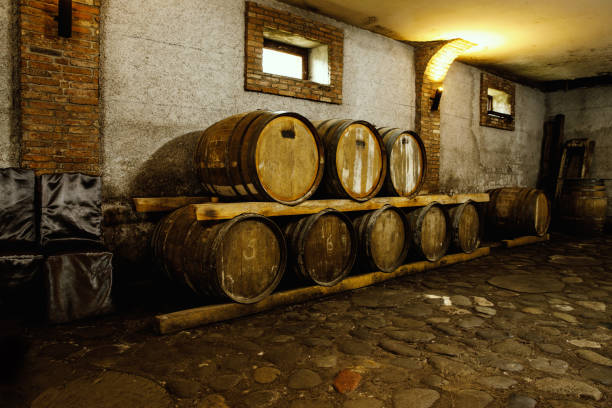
414,39,474,193
18,0,101,174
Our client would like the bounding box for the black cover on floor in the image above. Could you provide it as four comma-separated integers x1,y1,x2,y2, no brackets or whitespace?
0,168,37,245
39,173,103,248
0,253,44,289
45,251,113,323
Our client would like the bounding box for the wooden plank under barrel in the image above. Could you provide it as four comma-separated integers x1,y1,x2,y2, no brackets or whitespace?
152,207,286,304
447,200,481,254
313,119,387,201
377,128,426,197
284,209,357,286
194,110,325,205
406,202,450,262
353,205,409,273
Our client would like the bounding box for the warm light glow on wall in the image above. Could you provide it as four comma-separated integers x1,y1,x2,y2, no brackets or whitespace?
424,39,475,82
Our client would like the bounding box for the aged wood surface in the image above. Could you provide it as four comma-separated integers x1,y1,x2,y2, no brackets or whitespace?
193,193,489,220
152,208,286,304
194,111,324,205
448,201,480,253
486,188,550,237
407,203,450,262
133,196,218,213
503,234,550,248
378,128,426,197
155,247,490,334
284,209,356,286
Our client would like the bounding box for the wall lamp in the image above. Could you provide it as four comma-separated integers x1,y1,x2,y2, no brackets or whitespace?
430,87,443,111
56,0,72,38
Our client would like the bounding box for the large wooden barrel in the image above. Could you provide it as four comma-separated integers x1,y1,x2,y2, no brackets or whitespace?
406,203,450,262
377,128,426,197
284,209,357,286
353,205,409,273
195,110,325,205
313,119,387,201
447,201,480,254
558,179,608,234
152,207,286,304
486,187,551,238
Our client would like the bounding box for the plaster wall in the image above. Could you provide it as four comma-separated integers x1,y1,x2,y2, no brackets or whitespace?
546,85,612,216
100,0,414,275
101,0,415,201
439,62,546,193
0,0,18,168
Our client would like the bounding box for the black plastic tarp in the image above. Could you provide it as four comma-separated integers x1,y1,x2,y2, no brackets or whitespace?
0,168,36,245
45,251,113,323
40,173,103,248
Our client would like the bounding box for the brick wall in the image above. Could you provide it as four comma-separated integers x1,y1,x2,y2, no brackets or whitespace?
18,0,101,174
245,1,343,104
480,72,516,131
414,41,447,193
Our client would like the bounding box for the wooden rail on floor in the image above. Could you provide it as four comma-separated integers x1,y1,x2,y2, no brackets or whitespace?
154,247,490,334
192,193,489,221
133,196,218,213
502,234,550,248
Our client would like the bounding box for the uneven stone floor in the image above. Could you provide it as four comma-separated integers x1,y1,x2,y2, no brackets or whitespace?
1,234,611,408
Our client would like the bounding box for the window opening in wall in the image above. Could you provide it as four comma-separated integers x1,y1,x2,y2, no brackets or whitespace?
263,39,308,80
262,28,330,85
487,88,512,119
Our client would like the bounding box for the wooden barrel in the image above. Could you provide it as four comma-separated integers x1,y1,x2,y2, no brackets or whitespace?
313,119,387,201
485,187,551,238
353,205,409,273
447,201,480,254
151,207,286,304
377,128,426,197
406,203,450,262
194,110,325,205
558,179,608,234
284,209,357,286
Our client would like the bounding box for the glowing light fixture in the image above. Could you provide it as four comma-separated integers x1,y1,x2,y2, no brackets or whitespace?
424,39,475,83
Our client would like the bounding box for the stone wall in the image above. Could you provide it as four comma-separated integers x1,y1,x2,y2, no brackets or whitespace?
439,62,546,193
0,0,18,167
546,85,612,216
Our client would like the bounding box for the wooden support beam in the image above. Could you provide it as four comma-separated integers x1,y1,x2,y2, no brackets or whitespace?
193,193,489,221
155,247,490,334
503,234,550,248
133,196,218,213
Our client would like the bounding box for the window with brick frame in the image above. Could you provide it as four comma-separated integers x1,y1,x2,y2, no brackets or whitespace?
245,2,343,104
480,73,515,131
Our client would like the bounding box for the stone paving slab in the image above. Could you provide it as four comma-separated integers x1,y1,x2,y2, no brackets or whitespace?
1,234,611,408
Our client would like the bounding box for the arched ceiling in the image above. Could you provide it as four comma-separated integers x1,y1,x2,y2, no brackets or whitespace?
279,0,612,85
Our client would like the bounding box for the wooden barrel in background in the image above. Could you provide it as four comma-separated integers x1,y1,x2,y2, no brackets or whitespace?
313,119,387,201
152,207,286,304
284,209,357,286
406,202,450,262
377,128,426,197
194,110,325,205
558,179,608,234
485,187,551,238
447,200,480,254
353,205,410,273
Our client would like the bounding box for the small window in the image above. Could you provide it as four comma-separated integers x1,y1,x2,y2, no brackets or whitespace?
487,88,512,117
263,39,308,80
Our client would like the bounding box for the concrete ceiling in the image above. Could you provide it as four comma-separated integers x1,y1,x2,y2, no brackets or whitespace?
279,0,612,85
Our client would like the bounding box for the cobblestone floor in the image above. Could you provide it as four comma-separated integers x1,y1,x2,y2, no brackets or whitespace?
1,234,611,408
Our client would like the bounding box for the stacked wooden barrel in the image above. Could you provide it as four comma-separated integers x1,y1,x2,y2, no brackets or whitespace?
194,111,325,205
152,207,286,304
557,179,607,234
485,187,551,238
150,109,515,306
